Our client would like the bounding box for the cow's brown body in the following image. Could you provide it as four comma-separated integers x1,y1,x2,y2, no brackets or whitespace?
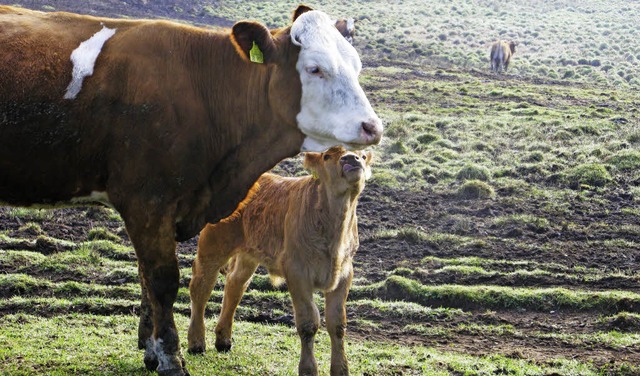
0,5,381,375
490,40,517,73
334,18,356,44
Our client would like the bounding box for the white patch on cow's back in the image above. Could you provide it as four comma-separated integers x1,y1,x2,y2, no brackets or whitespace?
64,25,116,100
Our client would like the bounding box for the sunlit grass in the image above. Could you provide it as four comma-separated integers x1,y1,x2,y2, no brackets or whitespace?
0,313,627,376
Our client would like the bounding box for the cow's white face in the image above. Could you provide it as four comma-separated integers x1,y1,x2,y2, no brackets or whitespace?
291,11,382,152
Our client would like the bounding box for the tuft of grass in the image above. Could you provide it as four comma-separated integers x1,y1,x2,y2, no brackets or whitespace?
387,140,409,154
564,163,612,189
492,214,550,233
416,132,440,145
369,227,428,244
0,274,51,296
599,312,640,333
6,207,54,221
456,164,491,181
87,227,122,243
457,180,495,199
606,150,640,171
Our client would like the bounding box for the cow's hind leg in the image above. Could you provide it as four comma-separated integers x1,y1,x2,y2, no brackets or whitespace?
215,253,259,352
123,207,188,376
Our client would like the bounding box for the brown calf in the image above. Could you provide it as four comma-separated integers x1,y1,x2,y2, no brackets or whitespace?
490,40,518,72
188,146,372,376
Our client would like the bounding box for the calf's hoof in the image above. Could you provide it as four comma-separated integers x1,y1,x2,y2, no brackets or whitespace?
187,345,206,355
215,338,232,353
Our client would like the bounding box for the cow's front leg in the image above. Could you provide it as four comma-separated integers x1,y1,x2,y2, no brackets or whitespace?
324,267,353,376
287,275,319,376
124,209,188,376
138,264,154,350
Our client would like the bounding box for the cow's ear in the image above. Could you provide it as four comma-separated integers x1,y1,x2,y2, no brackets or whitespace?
231,21,276,64
303,152,322,175
293,5,313,22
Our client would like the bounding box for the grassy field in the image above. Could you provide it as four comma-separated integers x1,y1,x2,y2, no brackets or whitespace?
1,0,640,375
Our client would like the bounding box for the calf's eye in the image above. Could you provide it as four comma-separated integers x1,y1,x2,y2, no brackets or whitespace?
323,154,331,161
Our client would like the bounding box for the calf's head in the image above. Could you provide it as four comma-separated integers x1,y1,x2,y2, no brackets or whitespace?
304,146,373,195
230,6,382,153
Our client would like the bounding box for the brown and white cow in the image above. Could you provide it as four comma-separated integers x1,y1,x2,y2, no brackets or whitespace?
334,18,356,44
0,5,382,375
188,146,371,376
490,40,518,73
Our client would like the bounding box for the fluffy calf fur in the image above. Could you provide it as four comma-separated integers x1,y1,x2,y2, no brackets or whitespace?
188,146,372,376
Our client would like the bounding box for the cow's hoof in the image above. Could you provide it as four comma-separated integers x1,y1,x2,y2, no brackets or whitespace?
215,339,232,353
187,345,206,355
143,351,159,372
157,367,190,376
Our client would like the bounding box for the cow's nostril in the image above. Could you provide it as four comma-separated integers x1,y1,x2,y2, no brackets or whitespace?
361,121,376,137
360,119,382,144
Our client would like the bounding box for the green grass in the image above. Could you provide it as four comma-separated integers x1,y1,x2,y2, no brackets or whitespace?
1,0,640,374
352,276,640,313
0,313,628,376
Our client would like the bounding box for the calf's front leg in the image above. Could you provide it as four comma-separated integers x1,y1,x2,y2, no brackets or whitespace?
288,275,320,376
324,267,353,376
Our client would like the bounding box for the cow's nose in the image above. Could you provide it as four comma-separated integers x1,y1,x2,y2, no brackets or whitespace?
361,118,383,145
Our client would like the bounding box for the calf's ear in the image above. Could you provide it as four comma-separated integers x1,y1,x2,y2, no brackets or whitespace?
364,151,374,180
303,152,322,175
293,5,313,22
231,21,276,64
364,151,374,166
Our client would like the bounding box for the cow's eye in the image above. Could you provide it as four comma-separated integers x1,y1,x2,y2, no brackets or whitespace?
362,154,367,160
323,154,331,161
306,66,322,76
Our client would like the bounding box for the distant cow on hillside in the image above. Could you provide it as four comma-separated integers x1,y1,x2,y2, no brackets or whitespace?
334,17,356,44
490,40,517,73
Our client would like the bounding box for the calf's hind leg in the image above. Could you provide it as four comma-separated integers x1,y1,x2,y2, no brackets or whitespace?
188,222,241,353
214,253,259,352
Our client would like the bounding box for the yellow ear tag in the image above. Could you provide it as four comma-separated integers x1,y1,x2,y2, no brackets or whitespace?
249,41,264,64
312,171,319,180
